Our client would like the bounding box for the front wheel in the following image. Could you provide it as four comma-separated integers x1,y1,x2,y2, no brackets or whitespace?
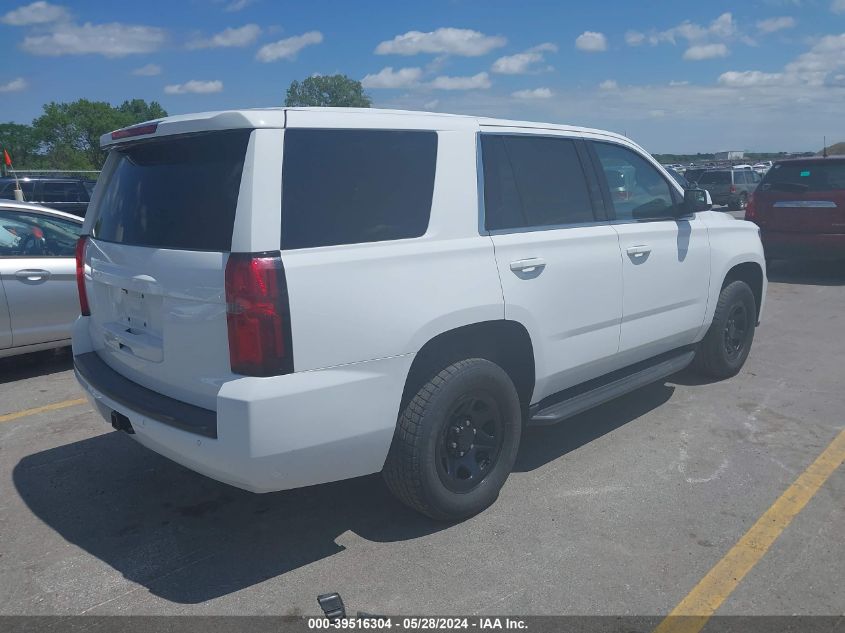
692,280,756,379
383,358,522,521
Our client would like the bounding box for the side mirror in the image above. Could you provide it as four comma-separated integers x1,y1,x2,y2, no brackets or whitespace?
684,187,712,213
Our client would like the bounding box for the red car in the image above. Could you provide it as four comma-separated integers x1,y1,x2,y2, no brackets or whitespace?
746,157,845,262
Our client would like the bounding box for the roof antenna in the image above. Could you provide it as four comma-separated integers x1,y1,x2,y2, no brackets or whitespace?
823,136,827,158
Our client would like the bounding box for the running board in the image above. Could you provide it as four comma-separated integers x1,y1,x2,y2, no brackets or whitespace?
528,350,695,426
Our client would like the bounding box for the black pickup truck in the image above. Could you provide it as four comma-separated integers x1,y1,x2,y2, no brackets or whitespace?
0,177,93,218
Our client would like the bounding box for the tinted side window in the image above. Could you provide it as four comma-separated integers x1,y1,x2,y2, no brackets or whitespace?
593,142,677,221
0,210,81,257
698,171,730,185
281,129,437,249
481,134,594,231
0,181,35,200
733,171,746,184
41,181,85,202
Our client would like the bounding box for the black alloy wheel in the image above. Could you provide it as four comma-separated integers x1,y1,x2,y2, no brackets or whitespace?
435,393,504,493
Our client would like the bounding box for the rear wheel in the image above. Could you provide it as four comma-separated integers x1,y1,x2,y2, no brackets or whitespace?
692,280,756,379
383,358,522,521
728,193,747,211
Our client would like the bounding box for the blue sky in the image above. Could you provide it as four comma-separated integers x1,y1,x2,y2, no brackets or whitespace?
1,0,843,152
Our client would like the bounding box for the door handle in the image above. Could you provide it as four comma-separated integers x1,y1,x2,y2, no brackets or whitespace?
15,269,51,283
510,258,546,274
626,245,652,258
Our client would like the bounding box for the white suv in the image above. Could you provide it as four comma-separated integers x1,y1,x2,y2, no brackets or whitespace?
73,108,766,521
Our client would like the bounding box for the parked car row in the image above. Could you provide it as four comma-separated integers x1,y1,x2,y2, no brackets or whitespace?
0,200,83,358
0,177,93,218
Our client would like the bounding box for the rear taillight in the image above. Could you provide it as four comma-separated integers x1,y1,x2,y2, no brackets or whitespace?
75,236,90,316
745,192,758,222
730,184,737,193
225,252,293,377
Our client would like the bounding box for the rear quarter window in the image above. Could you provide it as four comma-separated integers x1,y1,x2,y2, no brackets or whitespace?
92,130,251,251
281,129,437,249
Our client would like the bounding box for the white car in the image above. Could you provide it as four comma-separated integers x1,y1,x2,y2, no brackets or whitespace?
1,200,83,358
73,108,766,520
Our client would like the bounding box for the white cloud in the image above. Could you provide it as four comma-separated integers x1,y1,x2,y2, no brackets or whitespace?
0,77,28,92
430,72,491,90
256,31,322,62
188,24,260,49
491,42,557,74
21,22,166,57
784,32,845,84
224,0,253,11
375,27,506,57
575,31,607,52
599,79,618,90
423,99,440,110
512,87,552,99
132,63,161,76
164,79,223,94
629,12,745,49
625,30,645,46
718,70,785,87
757,16,796,33
832,0,845,13
718,32,845,88
1,1,68,26
361,66,422,89
683,43,729,60
669,80,690,86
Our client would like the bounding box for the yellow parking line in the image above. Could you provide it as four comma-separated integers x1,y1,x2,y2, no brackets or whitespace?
654,427,845,633
0,397,87,424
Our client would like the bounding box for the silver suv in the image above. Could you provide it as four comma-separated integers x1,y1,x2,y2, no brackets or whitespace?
696,169,761,211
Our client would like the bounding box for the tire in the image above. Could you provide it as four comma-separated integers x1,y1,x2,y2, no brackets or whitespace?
383,358,522,521
738,192,748,210
728,194,745,211
692,280,756,379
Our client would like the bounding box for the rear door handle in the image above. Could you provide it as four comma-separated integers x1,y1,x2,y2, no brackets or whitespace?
626,245,652,258
510,258,546,274
15,269,51,283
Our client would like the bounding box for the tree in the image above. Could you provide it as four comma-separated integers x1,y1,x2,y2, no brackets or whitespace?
0,123,40,171
31,98,168,169
285,74,372,107
117,98,168,123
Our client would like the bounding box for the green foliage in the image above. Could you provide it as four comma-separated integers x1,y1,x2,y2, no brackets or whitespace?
820,142,845,156
285,74,372,108
0,123,40,171
1,98,168,171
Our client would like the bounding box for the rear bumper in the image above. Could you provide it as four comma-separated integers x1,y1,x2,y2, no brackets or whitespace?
761,231,845,260
73,319,412,493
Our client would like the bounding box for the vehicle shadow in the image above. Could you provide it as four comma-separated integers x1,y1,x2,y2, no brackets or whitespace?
515,381,674,472
13,380,675,605
0,347,72,385
767,259,845,287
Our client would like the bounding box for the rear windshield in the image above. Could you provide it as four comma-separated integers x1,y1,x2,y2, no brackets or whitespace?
281,129,437,249
697,171,731,185
92,130,251,251
761,161,845,192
